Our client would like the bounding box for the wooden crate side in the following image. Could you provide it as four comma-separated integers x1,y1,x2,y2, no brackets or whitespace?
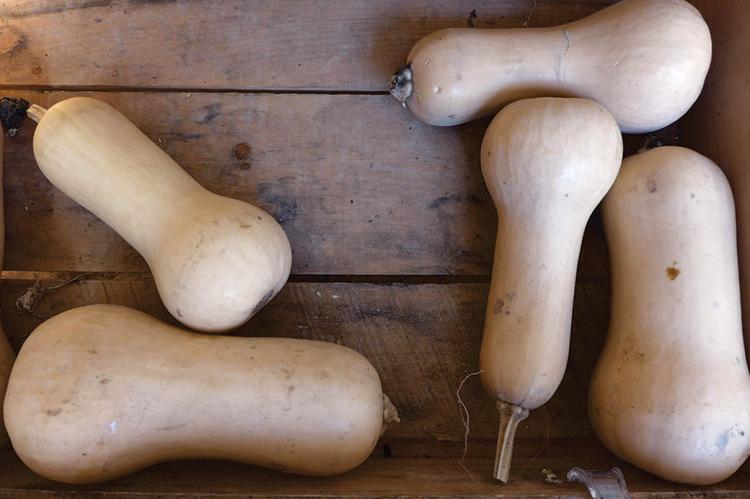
0,442,748,498
0,1,616,91
682,1,750,352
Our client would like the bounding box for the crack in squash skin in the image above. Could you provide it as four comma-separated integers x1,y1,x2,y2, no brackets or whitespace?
591,147,750,485
31,97,292,333
4,305,390,484
396,0,711,133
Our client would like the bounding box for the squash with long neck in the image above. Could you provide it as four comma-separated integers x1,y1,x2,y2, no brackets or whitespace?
480,97,621,481
27,98,291,333
4,304,398,484
391,0,711,133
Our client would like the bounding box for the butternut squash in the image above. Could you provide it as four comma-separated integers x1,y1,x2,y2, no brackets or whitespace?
590,146,750,484
26,98,292,332
4,304,398,484
480,97,621,481
391,0,711,133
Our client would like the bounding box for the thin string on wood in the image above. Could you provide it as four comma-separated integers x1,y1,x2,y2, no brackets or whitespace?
455,369,483,481
512,406,551,480
15,273,89,314
456,369,483,461
524,0,537,27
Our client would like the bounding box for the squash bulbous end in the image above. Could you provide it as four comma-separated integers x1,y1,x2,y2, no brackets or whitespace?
493,400,529,483
389,65,413,103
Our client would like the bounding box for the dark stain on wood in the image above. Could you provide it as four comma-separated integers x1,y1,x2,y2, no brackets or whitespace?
195,103,221,125
256,182,299,225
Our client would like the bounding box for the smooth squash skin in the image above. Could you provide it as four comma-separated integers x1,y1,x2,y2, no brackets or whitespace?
391,0,711,133
4,304,396,484
30,97,292,333
590,147,750,485
480,97,621,481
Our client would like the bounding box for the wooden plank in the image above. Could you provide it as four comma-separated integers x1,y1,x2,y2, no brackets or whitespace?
3,91,612,277
681,1,750,352
0,442,748,498
0,276,610,442
0,1,617,91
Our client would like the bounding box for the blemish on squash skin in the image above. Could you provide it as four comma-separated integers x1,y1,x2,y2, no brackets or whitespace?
647,178,658,193
156,423,187,432
46,408,62,416
493,299,504,314
99,378,110,384
666,267,680,280
716,431,730,451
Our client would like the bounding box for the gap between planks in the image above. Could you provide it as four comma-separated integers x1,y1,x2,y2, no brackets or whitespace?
0,85,391,96
0,271,609,285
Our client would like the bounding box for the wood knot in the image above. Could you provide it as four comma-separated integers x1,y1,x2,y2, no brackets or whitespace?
234,142,251,160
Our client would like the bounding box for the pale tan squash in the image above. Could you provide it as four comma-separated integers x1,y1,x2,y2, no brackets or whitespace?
480,97,621,481
27,98,292,333
391,0,711,133
590,146,750,485
4,304,398,484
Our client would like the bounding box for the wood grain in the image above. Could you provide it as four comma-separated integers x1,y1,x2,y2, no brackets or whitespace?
0,1,616,91
0,275,610,443
2,91,612,277
0,443,748,498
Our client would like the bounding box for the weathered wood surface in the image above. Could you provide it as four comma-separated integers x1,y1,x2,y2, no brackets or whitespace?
3,91,614,277
0,443,748,498
682,0,750,351
0,0,617,91
0,276,610,442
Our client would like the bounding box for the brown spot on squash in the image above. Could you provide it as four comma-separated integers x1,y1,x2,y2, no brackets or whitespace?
493,299,504,314
647,178,658,193
100,378,110,384
46,408,62,416
666,267,680,280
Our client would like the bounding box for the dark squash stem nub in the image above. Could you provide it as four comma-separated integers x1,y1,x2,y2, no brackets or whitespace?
389,65,413,103
0,97,30,135
494,400,530,483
